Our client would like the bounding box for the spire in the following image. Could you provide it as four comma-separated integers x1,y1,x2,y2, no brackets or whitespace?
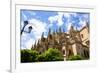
86,21,89,28
69,25,76,38
70,25,74,31
31,45,34,50
37,40,39,46
75,26,78,31
69,25,75,33
33,41,37,49
63,28,65,33
86,21,89,33
41,32,44,38
53,29,56,34
56,29,58,33
48,28,51,35
34,41,36,46
59,27,62,33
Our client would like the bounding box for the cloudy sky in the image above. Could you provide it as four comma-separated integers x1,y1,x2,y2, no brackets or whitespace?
20,9,90,49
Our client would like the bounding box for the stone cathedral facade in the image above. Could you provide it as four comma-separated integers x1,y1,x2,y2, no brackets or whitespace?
31,22,90,60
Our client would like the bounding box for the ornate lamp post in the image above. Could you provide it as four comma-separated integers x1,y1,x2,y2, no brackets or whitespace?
21,21,33,35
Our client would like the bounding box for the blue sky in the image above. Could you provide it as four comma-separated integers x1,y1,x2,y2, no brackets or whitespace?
20,9,90,49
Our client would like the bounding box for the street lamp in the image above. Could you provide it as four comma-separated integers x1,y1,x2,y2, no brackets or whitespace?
21,21,33,35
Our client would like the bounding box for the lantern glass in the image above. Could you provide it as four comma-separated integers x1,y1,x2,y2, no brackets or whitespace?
24,21,28,25
28,26,32,33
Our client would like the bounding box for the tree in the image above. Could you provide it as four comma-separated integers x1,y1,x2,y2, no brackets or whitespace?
44,48,63,61
38,53,46,62
21,49,39,63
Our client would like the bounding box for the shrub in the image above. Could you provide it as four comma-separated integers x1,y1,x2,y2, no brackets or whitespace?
44,48,63,61
68,55,82,61
38,53,46,62
21,48,64,62
21,49,39,63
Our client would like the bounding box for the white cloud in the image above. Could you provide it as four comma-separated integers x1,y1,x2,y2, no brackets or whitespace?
21,12,89,49
57,12,64,26
63,13,70,18
48,12,77,28
83,14,89,21
27,11,36,16
22,11,36,21
48,12,78,31
79,20,87,28
48,15,58,23
21,32,30,49
47,23,53,28
64,13,88,31
66,23,72,31
46,13,88,32
70,13,77,17
21,34,35,49
29,19,46,33
29,19,47,40
64,13,77,22
22,12,27,20
21,18,47,49
48,12,64,26
25,38,35,49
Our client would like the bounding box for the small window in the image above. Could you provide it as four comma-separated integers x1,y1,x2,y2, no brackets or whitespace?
81,34,84,38
86,41,89,45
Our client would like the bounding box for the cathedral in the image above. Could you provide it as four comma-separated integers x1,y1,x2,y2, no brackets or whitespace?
31,22,90,60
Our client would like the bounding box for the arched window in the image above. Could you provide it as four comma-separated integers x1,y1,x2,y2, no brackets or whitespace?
81,34,84,38
62,49,65,55
49,35,52,39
